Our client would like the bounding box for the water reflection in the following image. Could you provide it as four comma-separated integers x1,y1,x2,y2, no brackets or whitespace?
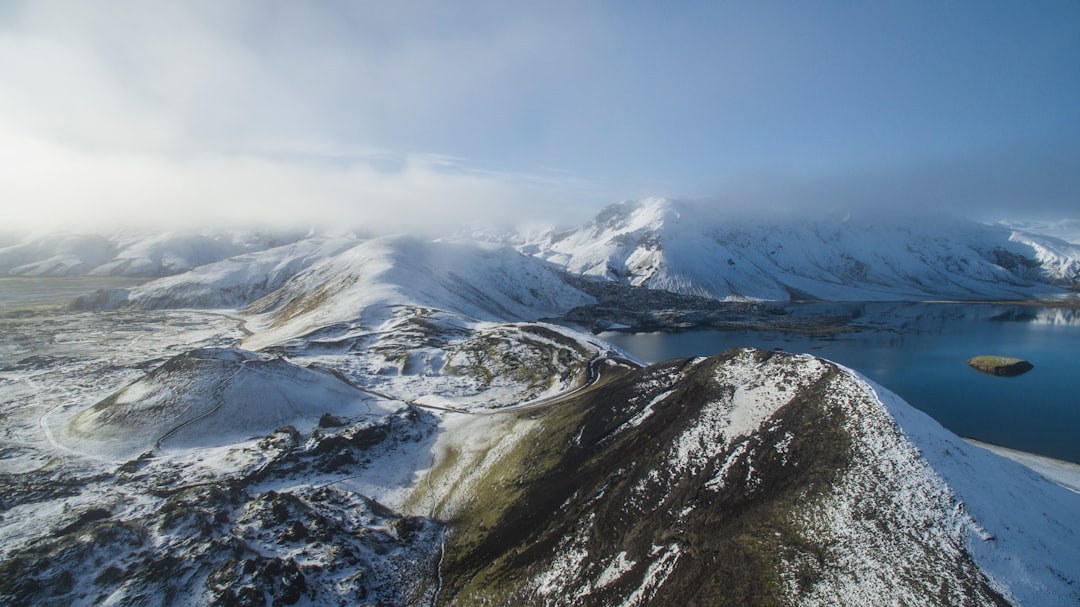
1031,308,1080,326
782,300,1080,329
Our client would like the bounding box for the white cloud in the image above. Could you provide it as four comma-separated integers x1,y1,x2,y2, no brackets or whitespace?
0,131,578,231
0,1,606,231
2,1,1077,230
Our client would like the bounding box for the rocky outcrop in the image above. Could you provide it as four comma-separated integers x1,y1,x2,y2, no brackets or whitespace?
967,355,1034,376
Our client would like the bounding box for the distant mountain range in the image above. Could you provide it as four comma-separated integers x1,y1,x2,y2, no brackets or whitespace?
6,200,1077,306
0,229,307,277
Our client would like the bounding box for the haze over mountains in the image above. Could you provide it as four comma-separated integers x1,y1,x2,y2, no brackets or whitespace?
5,199,1077,310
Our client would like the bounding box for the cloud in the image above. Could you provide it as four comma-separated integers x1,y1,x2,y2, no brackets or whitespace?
0,1,606,231
1,1,1077,232
0,132,591,231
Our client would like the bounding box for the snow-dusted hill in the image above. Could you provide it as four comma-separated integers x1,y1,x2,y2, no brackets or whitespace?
68,233,597,350
72,236,359,310
525,198,1074,301
0,230,305,277
60,347,398,460
241,235,594,349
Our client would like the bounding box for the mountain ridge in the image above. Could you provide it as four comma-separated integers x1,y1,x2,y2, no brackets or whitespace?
420,348,1079,606
10,199,1078,306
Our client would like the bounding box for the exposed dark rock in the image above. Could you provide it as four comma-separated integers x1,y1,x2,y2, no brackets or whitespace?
53,507,112,536
317,413,345,428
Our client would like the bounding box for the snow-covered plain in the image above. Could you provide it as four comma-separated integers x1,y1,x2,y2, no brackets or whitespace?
966,439,1080,494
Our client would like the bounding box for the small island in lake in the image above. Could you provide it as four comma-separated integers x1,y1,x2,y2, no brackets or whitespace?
967,355,1034,377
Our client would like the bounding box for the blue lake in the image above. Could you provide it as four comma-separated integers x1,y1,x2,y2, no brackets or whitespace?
600,302,1080,463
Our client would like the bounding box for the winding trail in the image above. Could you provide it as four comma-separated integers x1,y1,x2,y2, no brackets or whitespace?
38,402,81,456
153,360,248,448
375,355,641,418
489,355,639,414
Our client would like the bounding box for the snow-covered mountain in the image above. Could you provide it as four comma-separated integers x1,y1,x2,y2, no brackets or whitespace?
247,236,591,330
13,200,1078,304
4,232,1080,604
73,236,359,310
71,234,596,351
1005,226,1080,287
1001,218,1080,246
525,198,1075,301
0,230,306,277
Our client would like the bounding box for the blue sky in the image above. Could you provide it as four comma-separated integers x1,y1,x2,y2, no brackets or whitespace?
1,1,1078,230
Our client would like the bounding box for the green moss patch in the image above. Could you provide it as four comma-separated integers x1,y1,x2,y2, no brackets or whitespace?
967,355,1034,376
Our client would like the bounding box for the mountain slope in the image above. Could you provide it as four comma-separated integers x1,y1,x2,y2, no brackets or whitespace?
528,199,1071,301
422,348,1079,606
242,235,594,349
71,236,359,310
1000,219,1080,246
1005,229,1080,287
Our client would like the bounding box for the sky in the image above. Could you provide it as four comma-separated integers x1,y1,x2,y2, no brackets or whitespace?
1,0,1078,232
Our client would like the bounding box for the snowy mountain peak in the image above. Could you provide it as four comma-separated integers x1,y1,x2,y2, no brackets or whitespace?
589,197,682,234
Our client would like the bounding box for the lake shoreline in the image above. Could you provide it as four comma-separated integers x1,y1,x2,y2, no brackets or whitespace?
965,439,1080,494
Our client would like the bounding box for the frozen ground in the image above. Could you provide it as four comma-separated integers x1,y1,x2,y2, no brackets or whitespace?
0,306,247,472
0,299,452,605
0,277,614,601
